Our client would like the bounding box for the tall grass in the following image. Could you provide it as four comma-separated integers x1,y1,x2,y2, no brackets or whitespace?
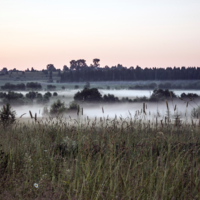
0,103,200,199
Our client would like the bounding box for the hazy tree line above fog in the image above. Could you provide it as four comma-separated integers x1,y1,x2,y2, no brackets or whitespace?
1,58,200,82
60,59,200,82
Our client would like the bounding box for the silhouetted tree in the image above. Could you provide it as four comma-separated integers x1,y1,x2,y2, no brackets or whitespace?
47,64,56,71
93,58,100,67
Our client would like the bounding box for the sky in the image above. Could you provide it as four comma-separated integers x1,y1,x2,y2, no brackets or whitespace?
0,0,200,70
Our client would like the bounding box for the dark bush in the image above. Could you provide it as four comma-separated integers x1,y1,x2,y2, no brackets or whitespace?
0,103,16,127
26,91,36,99
150,89,176,101
47,85,56,90
50,100,67,116
74,88,102,102
1,83,25,90
26,82,42,90
44,92,52,98
53,92,58,96
181,93,199,98
103,94,119,102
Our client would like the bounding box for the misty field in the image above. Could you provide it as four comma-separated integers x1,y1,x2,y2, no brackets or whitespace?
1,102,200,200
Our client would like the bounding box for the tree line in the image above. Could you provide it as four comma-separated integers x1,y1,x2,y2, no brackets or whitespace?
0,91,57,105
1,58,200,82
59,59,200,82
1,82,42,90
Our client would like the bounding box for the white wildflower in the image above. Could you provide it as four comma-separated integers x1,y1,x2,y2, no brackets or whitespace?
34,183,39,188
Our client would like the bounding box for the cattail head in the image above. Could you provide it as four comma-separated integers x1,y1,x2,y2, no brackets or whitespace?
29,111,33,118
143,103,146,114
174,105,176,111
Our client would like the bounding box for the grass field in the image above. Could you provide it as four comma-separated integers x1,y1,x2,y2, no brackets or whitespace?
1,103,200,199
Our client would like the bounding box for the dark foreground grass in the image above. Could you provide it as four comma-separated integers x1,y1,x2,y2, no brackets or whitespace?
1,111,200,199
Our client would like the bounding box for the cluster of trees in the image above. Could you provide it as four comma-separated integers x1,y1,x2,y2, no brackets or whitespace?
74,88,132,102
59,59,200,82
129,82,200,90
2,58,200,82
2,59,200,83
73,88,200,103
1,83,26,90
0,91,57,105
47,85,56,90
42,100,79,116
1,82,42,90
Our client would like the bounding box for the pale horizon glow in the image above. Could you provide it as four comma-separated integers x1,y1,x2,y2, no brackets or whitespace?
0,0,200,70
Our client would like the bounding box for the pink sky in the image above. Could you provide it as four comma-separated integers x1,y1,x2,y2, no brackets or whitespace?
0,0,200,70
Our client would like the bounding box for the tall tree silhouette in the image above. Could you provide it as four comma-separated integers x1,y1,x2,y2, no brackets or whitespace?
93,58,100,67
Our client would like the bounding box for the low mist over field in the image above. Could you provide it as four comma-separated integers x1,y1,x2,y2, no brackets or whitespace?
12,93,199,124
9,89,200,100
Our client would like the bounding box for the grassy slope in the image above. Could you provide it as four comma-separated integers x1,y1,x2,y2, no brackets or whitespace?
0,109,200,199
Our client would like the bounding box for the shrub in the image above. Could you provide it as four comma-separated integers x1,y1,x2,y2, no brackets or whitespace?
26,91,37,99
0,103,16,127
103,94,119,102
69,102,79,110
50,100,67,116
47,85,56,90
44,92,52,98
42,106,49,116
53,92,58,96
26,82,42,90
74,88,102,102
150,89,176,101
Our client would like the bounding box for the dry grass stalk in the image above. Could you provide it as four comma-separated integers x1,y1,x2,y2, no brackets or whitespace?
157,156,162,167
19,113,26,118
170,91,173,101
166,100,169,110
29,111,33,118
77,105,80,116
174,105,176,111
143,103,146,114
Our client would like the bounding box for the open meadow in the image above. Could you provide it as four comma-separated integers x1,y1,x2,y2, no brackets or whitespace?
1,99,200,199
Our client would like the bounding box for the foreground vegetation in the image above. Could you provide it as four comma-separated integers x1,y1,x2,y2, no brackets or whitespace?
1,102,200,199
